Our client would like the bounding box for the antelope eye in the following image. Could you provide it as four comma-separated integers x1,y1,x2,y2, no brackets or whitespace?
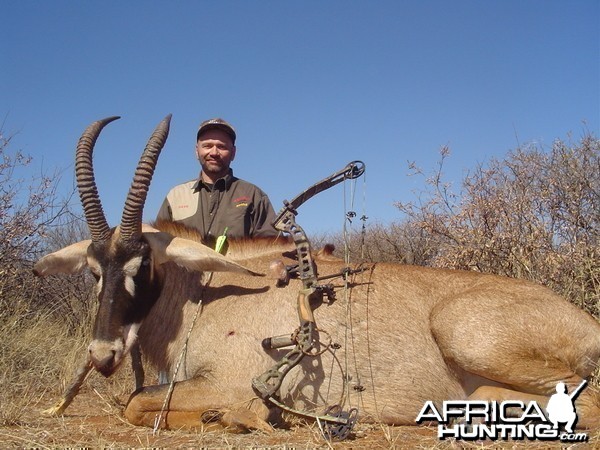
89,269,101,282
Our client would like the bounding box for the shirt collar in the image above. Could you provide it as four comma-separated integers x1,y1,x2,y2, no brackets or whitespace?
193,169,235,191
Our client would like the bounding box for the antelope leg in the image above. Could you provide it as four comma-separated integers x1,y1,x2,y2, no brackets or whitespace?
43,356,92,416
131,343,145,390
125,378,273,433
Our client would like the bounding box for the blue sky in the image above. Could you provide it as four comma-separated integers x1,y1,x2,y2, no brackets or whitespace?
3,1,599,236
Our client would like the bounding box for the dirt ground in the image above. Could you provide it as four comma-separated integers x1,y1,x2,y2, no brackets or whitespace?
4,308,596,449
1,387,599,450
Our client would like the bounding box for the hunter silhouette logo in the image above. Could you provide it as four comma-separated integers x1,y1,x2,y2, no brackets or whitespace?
416,380,589,442
546,380,587,433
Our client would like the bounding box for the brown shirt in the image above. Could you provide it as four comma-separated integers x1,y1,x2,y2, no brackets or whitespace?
156,170,277,246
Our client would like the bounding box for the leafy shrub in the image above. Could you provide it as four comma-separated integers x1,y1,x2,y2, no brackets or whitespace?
336,134,599,319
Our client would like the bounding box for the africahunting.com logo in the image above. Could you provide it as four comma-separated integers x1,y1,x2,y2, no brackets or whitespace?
416,381,589,443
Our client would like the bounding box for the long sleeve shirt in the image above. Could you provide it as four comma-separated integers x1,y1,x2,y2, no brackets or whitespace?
156,170,277,246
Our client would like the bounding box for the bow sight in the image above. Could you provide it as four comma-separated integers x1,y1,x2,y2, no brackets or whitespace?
251,161,365,440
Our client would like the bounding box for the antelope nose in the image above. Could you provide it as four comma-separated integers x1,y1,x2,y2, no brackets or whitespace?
88,340,119,377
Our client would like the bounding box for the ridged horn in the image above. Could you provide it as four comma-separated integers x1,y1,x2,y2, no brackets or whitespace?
76,116,121,243
120,114,172,242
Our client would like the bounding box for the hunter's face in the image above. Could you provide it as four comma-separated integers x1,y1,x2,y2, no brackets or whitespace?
196,129,236,181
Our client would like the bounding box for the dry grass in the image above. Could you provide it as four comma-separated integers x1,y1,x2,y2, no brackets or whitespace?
3,388,597,449
1,298,598,449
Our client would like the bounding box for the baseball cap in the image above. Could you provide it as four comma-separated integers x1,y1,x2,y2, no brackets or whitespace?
196,118,236,144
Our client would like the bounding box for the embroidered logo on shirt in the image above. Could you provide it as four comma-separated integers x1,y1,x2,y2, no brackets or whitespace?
233,196,250,208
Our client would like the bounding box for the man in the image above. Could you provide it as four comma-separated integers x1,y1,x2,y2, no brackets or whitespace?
156,118,277,247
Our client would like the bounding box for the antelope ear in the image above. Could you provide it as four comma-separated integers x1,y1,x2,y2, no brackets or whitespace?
143,231,263,276
33,240,92,276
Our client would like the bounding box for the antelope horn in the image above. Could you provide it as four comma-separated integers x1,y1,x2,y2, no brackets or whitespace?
120,114,172,242
76,116,121,244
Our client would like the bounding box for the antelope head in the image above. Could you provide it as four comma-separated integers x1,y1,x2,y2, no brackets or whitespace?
34,116,260,376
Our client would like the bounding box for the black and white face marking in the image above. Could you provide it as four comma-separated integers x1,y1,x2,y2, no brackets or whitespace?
87,256,103,295
123,255,143,297
86,237,161,376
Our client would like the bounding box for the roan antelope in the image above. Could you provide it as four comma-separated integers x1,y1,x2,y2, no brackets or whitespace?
34,116,600,435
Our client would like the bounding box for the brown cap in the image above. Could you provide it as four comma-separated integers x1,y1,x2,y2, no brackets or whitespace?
196,118,236,144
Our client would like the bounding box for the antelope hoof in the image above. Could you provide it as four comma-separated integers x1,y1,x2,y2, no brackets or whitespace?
42,400,68,416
